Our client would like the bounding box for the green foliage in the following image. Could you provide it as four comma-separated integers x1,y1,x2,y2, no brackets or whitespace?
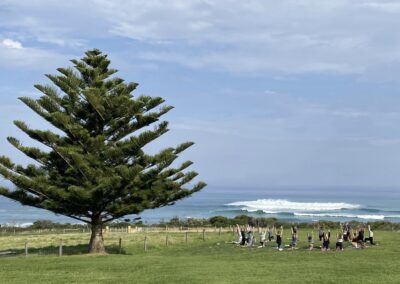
0,49,206,227
29,220,85,230
209,216,231,227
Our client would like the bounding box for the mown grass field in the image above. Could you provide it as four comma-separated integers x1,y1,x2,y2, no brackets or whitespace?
0,229,399,283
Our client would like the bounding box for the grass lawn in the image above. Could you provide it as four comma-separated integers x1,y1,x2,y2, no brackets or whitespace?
0,229,399,283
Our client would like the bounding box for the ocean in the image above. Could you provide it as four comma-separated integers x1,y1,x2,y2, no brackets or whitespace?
0,186,399,226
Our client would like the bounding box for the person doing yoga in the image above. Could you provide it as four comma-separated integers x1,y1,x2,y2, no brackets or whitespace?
364,225,375,245
336,232,344,251
307,232,314,250
321,230,331,251
275,226,283,250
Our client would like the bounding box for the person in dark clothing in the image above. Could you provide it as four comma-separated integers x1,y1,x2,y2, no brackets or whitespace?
275,226,283,250
321,230,331,251
240,226,246,246
318,225,324,241
357,226,365,245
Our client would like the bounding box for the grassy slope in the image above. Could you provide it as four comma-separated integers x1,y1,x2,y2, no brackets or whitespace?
0,230,399,283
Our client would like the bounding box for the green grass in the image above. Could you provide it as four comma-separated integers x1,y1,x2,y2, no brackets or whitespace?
0,230,399,283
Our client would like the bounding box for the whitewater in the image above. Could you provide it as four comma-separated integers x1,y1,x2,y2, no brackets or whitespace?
226,199,361,212
224,198,400,221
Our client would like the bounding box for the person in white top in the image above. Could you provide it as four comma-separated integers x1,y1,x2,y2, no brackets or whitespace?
258,227,267,248
336,232,344,251
364,225,375,245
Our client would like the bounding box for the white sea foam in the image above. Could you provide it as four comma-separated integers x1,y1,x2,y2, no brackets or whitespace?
386,215,400,219
294,212,385,220
227,199,360,212
240,207,278,214
1,222,33,228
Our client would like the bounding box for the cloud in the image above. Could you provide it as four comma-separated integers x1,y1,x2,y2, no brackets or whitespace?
0,43,69,69
87,0,400,75
331,110,370,118
0,38,22,49
0,1,100,47
2,0,400,75
264,90,279,96
363,1,400,13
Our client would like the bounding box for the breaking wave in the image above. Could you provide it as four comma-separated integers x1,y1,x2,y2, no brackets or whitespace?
226,199,360,212
293,212,387,220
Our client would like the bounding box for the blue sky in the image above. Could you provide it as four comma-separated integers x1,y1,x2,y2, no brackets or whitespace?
2,0,400,188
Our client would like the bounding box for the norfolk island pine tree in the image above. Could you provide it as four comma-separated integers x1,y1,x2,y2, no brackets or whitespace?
0,49,206,253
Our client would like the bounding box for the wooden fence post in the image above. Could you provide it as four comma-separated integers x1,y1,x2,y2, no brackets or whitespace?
202,229,205,241
219,227,222,236
166,234,169,247
119,237,122,254
185,232,188,243
24,242,28,257
59,239,63,257
144,236,147,252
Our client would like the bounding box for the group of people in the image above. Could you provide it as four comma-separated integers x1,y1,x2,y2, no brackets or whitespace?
317,223,376,251
234,223,376,251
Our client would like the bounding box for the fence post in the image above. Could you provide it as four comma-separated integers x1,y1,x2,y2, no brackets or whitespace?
59,239,63,257
185,232,188,243
144,236,148,252
24,242,28,257
202,229,205,241
119,237,122,254
219,227,222,236
166,234,169,247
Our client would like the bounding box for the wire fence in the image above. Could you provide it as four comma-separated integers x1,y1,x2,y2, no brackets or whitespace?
0,225,237,236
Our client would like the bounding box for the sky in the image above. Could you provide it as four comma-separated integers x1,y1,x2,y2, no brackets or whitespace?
2,0,400,188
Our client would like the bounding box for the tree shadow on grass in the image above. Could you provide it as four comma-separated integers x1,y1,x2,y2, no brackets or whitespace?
1,244,127,257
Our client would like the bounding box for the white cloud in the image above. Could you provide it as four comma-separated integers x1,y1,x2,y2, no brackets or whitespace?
0,38,23,49
0,44,70,69
331,110,370,118
363,2,400,13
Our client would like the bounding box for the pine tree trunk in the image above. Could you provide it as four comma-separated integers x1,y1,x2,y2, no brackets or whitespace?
89,221,106,254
